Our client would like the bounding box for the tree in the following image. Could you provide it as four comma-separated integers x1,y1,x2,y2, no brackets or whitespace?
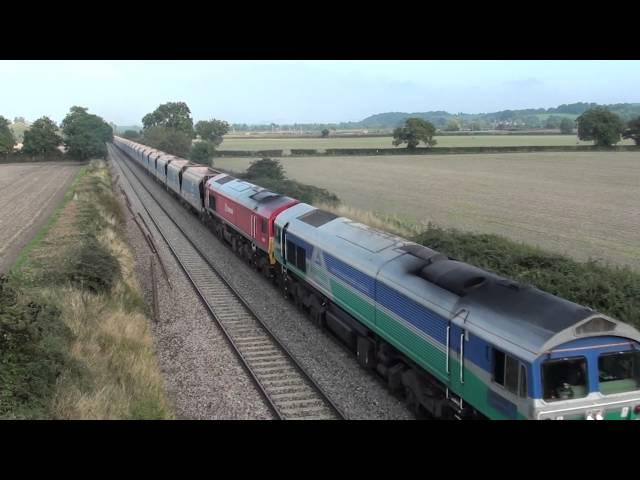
321,128,330,138
0,116,16,153
523,115,542,129
190,141,217,166
559,118,575,134
142,126,192,158
61,106,113,160
623,117,640,145
195,119,229,147
544,116,561,129
576,107,624,147
142,102,194,138
13,116,26,124
22,116,62,155
444,119,460,131
123,130,141,140
244,158,285,181
392,118,437,149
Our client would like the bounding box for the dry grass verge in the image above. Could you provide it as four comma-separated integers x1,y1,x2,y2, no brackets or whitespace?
2,160,172,419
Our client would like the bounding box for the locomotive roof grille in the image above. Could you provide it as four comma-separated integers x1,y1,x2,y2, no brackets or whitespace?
297,209,339,227
418,260,493,297
215,175,234,185
399,243,447,264
250,190,281,203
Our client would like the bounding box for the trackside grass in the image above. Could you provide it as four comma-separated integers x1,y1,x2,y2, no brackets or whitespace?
1,160,172,419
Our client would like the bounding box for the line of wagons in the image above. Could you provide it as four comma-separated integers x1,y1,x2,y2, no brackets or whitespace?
113,136,640,420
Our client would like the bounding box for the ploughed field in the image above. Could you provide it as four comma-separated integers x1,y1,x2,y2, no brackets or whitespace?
215,151,640,270
220,135,635,151
0,162,81,273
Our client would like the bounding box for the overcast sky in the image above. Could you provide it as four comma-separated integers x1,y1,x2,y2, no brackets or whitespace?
1,60,639,125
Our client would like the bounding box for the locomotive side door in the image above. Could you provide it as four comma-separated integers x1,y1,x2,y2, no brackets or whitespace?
447,310,469,408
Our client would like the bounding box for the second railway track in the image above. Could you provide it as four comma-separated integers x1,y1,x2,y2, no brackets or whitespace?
110,145,345,420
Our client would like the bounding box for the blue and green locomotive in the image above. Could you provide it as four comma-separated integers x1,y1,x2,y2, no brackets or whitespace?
273,203,640,420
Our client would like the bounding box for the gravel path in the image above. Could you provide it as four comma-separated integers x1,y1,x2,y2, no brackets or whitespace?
110,146,413,420
110,150,274,420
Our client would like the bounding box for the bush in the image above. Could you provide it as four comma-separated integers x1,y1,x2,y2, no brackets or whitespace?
412,225,640,327
254,150,284,157
0,277,73,418
244,158,286,181
67,237,121,294
190,141,216,165
290,149,319,156
214,150,255,157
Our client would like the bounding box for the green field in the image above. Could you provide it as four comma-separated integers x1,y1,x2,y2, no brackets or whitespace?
219,135,635,151
215,151,640,271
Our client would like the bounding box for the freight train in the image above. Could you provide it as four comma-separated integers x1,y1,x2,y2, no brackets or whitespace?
112,136,640,420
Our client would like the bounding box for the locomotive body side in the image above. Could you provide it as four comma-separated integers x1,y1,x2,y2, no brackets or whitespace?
205,174,298,257
273,203,640,420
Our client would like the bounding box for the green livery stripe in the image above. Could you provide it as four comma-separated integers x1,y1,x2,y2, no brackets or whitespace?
330,279,376,329
282,250,528,419
328,276,526,419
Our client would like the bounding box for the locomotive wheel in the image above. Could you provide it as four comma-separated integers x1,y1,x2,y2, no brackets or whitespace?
405,386,419,414
309,297,325,328
293,284,305,310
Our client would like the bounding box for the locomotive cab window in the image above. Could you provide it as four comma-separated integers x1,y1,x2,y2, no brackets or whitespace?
262,218,268,234
209,194,216,210
542,357,588,401
598,351,640,395
519,364,527,397
493,349,527,397
296,246,306,272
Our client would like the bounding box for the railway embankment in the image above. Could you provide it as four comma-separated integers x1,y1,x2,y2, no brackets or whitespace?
1,160,172,419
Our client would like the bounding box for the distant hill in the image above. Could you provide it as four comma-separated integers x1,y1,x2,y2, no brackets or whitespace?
358,102,640,129
229,102,640,133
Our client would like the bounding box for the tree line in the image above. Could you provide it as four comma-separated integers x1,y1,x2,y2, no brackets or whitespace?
391,107,640,149
0,107,113,159
123,102,229,166
224,102,640,133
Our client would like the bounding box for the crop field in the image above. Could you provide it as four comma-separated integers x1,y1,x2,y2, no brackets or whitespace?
215,151,640,270
220,135,635,151
0,162,81,274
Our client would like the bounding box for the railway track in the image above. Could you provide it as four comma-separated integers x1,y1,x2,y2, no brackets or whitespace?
110,145,345,420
